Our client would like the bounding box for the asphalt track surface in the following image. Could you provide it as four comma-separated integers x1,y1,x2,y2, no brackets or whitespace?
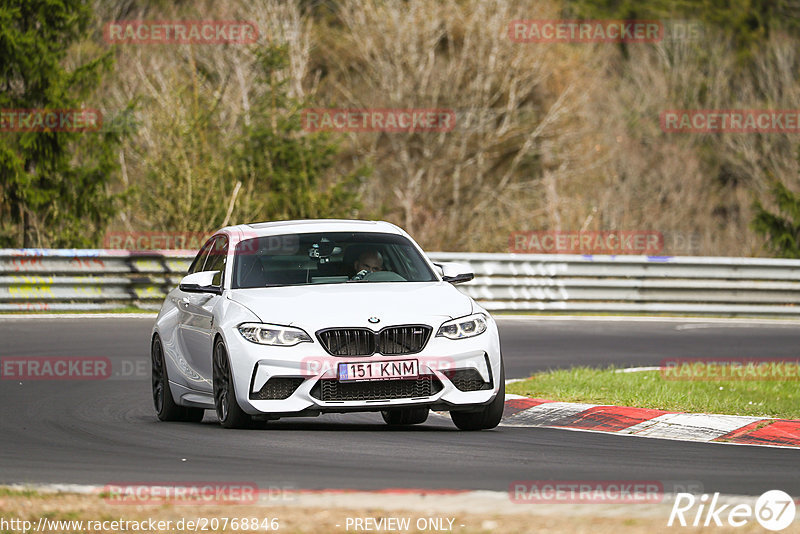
0,316,798,495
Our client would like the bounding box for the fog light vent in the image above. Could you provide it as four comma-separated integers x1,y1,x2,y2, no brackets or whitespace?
443,368,492,392
251,377,305,400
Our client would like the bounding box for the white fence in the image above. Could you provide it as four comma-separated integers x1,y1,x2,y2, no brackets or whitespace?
1,249,800,316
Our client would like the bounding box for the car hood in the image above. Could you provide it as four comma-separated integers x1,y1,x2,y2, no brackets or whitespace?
228,282,473,330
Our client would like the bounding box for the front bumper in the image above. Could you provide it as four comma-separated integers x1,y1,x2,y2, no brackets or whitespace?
225,323,503,416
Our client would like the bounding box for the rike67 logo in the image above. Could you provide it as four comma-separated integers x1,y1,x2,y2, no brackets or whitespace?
668,490,796,531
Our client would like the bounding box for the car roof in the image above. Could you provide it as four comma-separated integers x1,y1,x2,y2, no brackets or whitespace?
220,219,405,239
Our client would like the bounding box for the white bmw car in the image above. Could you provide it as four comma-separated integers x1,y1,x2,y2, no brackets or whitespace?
151,219,505,430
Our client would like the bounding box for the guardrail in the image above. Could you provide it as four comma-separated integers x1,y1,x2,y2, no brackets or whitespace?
0,249,193,312
1,249,800,316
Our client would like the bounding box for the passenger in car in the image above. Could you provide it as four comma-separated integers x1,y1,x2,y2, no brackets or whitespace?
352,249,384,277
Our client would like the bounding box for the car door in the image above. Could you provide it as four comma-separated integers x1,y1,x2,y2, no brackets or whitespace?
176,235,227,392
169,238,212,386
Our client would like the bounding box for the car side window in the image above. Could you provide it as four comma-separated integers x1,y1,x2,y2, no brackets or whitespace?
203,235,228,287
188,238,214,274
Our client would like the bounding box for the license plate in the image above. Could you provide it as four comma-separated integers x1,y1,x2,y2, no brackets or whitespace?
338,360,418,382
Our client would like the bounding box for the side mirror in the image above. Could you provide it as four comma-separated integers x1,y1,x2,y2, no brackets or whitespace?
435,262,474,284
179,271,222,294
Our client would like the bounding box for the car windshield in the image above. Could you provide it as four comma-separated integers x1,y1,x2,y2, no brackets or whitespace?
232,231,437,288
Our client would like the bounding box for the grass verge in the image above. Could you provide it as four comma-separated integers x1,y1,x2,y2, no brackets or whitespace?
506,367,800,419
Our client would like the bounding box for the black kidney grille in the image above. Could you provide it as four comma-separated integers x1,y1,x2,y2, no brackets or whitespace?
312,375,443,402
378,326,431,355
317,325,431,356
317,329,375,356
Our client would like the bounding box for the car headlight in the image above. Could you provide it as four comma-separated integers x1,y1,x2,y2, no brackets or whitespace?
237,323,312,346
436,313,488,340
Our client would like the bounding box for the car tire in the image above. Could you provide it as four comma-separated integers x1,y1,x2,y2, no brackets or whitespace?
152,336,205,422
213,339,251,429
450,361,505,431
381,407,429,425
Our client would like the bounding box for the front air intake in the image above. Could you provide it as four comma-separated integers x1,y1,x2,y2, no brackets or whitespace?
310,375,443,401
250,377,305,400
443,368,493,392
